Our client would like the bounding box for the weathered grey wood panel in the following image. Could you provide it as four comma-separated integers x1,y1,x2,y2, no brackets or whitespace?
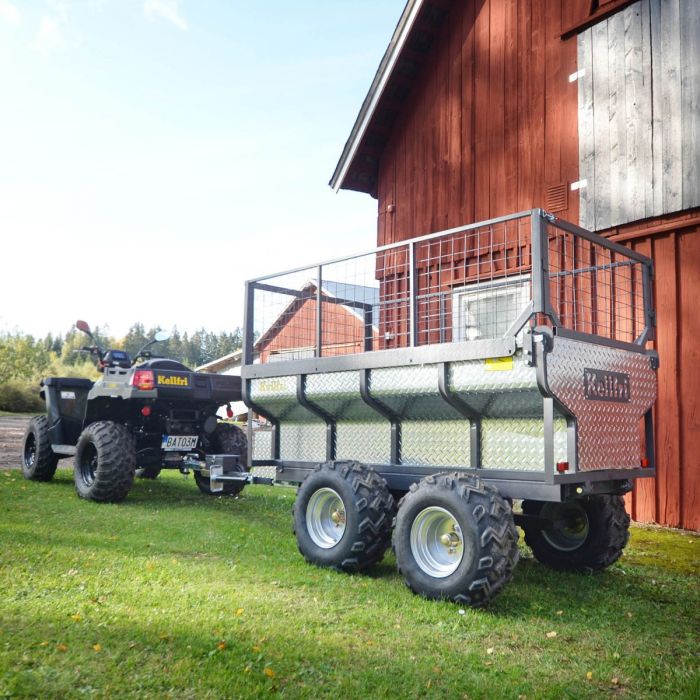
592,20,612,229
578,0,700,231
578,30,596,229
624,3,649,221
649,0,664,217
659,0,682,214
680,0,700,208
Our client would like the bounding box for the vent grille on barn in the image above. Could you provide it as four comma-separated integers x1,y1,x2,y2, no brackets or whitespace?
545,183,568,213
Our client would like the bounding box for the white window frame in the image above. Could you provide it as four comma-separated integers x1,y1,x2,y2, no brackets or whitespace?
452,276,531,342
267,347,315,362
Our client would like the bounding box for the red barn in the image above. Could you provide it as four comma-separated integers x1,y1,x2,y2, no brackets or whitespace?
331,0,700,530
255,280,380,363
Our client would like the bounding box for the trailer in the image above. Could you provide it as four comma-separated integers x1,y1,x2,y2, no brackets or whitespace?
233,209,657,606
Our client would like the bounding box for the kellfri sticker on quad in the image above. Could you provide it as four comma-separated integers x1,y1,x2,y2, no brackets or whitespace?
156,374,189,387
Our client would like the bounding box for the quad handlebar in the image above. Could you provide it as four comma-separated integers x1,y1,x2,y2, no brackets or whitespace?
75,320,171,372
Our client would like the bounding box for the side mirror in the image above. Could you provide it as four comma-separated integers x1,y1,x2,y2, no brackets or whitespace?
76,319,91,335
154,331,170,342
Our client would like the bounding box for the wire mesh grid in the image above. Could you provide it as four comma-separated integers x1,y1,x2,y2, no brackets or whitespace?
246,213,652,365
545,223,649,344
413,217,532,346
248,214,535,364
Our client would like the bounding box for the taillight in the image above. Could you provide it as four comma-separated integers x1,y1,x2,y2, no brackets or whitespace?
131,370,155,391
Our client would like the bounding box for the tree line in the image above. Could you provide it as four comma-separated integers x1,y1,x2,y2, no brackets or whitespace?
0,323,243,386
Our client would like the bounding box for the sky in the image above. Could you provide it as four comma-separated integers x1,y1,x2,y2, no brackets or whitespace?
0,0,405,340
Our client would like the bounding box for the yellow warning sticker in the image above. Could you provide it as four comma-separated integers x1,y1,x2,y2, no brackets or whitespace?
485,357,514,371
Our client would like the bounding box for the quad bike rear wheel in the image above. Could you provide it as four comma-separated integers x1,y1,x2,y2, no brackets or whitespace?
21,415,59,482
194,423,248,496
74,421,135,502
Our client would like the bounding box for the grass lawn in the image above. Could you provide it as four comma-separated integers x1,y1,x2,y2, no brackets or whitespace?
0,469,698,699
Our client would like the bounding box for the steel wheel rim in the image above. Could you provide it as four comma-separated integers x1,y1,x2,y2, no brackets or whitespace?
79,443,98,486
24,433,37,468
410,506,465,578
306,487,346,549
541,502,590,552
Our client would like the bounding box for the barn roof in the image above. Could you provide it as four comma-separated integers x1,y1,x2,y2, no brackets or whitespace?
254,279,379,350
329,0,450,197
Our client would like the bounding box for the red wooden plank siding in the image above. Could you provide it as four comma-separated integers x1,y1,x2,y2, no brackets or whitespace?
646,234,680,526
677,229,700,530
619,221,700,531
629,236,657,521
370,0,698,530
377,0,579,243
474,0,491,223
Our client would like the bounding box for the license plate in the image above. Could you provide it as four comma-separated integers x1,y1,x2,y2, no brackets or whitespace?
161,435,198,451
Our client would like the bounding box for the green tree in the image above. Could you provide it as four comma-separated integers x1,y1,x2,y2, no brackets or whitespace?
0,333,51,382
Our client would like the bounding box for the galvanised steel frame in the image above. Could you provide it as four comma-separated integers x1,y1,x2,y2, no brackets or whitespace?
241,209,657,502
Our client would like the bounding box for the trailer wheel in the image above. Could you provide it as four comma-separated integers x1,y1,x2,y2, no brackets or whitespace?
521,496,629,573
194,423,248,496
293,461,395,572
21,415,59,481
74,422,135,503
135,467,161,479
393,473,519,607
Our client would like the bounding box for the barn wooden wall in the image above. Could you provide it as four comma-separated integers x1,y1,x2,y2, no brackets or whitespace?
377,0,580,246
614,215,700,531
578,0,700,231
369,0,699,530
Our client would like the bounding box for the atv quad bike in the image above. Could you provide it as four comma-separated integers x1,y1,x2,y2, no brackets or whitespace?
21,320,248,502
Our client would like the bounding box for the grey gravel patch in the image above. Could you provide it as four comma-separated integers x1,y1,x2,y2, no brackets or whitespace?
0,415,30,470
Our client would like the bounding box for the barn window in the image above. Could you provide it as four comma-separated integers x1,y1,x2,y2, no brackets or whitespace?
452,277,530,341
268,347,315,362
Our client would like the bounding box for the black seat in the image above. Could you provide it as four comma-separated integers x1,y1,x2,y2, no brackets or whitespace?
139,359,192,372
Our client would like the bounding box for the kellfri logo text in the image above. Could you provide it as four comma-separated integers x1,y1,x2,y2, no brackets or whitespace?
157,375,189,387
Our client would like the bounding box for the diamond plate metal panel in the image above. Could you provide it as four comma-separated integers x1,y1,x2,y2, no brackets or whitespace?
400,419,470,467
280,423,326,462
249,375,297,402
306,372,391,462
250,376,316,422
450,353,543,418
305,371,379,421
451,353,538,392
252,427,273,461
553,412,568,465
545,338,657,471
481,418,567,470
336,422,391,464
370,366,464,420
250,466,276,479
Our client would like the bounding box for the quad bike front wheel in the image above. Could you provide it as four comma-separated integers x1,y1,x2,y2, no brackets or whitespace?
194,423,248,496
74,421,135,503
21,415,59,481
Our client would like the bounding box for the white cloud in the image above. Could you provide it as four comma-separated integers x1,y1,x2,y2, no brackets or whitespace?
32,15,65,53
0,0,20,26
144,0,188,31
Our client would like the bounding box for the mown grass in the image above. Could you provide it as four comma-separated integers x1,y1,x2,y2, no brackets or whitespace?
0,469,698,699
